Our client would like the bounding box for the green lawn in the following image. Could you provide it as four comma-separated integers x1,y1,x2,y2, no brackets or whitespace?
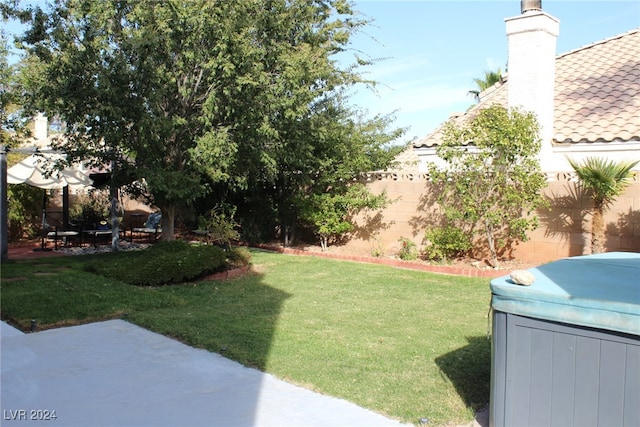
1,249,493,426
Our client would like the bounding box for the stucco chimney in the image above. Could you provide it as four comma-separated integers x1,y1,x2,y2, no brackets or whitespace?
33,113,48,142
505,2,559,170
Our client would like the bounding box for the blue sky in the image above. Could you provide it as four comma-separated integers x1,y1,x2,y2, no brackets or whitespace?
4,1,639,144
340,1,640,143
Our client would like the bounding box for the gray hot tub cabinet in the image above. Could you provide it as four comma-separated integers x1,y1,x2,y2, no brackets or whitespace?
489,252,640,427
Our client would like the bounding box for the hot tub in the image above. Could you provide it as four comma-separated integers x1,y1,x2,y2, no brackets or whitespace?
489,252,640,427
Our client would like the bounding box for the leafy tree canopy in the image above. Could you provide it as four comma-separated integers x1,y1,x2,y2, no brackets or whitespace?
11,0,402,241
468,68,502,103
429,104,548,266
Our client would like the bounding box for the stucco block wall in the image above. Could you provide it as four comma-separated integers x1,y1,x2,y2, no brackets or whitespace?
348,176,431,256
347,173,640,263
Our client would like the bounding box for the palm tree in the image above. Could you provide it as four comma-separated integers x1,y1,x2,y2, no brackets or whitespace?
467,69,502,102
568,156,639,254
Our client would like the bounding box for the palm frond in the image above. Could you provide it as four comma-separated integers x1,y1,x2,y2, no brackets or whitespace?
568,156,639,205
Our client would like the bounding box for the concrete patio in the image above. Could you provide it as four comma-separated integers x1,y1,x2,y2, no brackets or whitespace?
1,320,411,427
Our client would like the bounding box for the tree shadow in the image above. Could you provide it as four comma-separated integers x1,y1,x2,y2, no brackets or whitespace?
540,182,640,254
539,182,589,254
129,264,293,426
350,209,395,242
606,208,640,252
1,257,294,427
435,336,492,411
131,266,290,373
408,182,443,238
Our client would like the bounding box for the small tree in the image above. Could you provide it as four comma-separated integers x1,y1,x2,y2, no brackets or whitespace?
428,104,548,267
298,183,389,251
568,156,639,254
197,204,240,248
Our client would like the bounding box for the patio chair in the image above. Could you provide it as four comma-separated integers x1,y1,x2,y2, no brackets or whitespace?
131,212,162,242
45,211,80,250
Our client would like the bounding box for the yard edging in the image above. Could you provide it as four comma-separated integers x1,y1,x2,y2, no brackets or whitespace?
200,265,250,281
251,244,508,278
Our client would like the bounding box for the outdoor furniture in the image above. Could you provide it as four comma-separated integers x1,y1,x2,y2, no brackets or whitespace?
46,229,80,250
45,211,79,250
125,212,146,242
131,212,162,242
82,229,113,248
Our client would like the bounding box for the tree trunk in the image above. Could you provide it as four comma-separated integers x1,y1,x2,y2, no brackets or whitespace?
284,224,295,247
320,235,328,252
160,204,175,241
109,180,120,251
485,219,499,268
284,225,290,247
591,204,605,254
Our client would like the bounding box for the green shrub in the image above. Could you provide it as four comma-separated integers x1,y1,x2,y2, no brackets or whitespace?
69,189,110,227
84,241,250,286
370,235,384,258
422,226,472,262
397,237,419,261
226,246,252,268
7,184,43,241
197,205,241,246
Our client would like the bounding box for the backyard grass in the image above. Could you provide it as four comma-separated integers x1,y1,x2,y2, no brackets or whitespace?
1,249,493,426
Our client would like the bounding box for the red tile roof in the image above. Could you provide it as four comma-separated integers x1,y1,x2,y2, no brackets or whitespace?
414,28,640,148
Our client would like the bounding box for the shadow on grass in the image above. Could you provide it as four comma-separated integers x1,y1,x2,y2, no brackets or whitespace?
127,267,292,371
435,336,491,410
126,267,293,426
2,258,293,427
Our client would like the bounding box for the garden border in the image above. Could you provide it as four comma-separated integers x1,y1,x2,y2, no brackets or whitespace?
251,244,507,278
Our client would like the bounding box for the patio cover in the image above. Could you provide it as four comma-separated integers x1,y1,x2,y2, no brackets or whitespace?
6,153,93,189
4,152,94,253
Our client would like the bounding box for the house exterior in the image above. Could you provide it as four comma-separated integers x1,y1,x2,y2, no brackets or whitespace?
347,2,640,263
413,14,640,174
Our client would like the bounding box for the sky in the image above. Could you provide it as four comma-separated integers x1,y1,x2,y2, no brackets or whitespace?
339,0,640,143
3,1,639,144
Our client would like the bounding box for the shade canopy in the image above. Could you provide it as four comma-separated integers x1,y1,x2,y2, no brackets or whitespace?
7,153,93,190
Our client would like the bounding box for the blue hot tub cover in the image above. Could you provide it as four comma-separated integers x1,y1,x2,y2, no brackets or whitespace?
490,252,640,336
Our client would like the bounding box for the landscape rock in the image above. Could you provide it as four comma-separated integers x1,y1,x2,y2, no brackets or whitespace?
510,269,535,286
58,241,150,256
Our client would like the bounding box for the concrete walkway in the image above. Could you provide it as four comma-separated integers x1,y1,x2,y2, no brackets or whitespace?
1,320,410,427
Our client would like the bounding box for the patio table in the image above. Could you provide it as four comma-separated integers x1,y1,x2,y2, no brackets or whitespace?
46,229,79,250
82,230,113,248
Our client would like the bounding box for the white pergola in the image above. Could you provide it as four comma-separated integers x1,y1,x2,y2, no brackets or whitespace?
1,147,93,258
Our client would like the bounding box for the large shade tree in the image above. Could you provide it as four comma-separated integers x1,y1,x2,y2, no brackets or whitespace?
2,14,44,257
13,0,399,242
1,11,29,148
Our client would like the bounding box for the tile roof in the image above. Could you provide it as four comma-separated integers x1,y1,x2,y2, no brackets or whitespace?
414,28,640,148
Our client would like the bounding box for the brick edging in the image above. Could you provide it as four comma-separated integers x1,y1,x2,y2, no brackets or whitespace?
201,265,250,281
251,244,508,278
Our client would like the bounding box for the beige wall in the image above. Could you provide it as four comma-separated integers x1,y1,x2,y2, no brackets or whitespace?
346,172,640,263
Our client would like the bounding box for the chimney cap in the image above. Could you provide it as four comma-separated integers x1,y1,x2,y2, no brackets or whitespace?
521,0,542,13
